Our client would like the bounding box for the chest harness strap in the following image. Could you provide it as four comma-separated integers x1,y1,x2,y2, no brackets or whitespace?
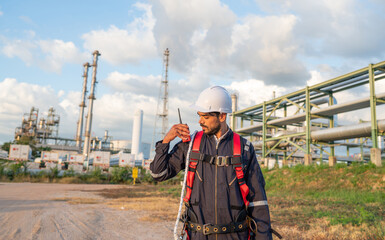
183,131,249,206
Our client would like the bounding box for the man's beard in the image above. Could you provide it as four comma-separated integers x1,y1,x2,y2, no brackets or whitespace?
201,123,221,136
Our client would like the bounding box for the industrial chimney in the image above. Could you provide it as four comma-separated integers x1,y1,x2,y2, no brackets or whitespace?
83,50,100,167
75,62,90,152
132,109,143,160
230,93,238,130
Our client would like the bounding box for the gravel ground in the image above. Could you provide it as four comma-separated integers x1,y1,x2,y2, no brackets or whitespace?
0,182,174,240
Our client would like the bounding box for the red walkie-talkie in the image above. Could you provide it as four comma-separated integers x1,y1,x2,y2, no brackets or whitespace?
178,108,191,142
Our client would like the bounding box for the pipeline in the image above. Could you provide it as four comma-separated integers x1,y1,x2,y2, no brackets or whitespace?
311,119,385,141
253,119,385,149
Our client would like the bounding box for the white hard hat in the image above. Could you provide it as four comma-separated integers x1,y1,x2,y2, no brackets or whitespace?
190,86,232,113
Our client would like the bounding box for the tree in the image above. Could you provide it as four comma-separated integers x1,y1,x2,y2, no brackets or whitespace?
1,141,13,152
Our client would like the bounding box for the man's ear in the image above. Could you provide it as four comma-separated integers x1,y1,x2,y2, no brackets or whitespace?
219,113,227,123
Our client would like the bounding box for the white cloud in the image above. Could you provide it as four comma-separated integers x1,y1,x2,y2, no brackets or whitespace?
2,39,37,66
1,36,88,73
254,0,385,59
38,39,89,73
149,0,310,87
225,79,287,109
229,14,309,85
82,3,157,65
104,72,161,97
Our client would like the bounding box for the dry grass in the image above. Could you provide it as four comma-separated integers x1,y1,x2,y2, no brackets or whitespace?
52,197,101,205
79,185,181,222
45,164,384,239
52,184,385,239
98,185,180,222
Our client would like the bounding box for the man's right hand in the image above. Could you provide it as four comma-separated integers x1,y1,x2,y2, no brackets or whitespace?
162,124,190,143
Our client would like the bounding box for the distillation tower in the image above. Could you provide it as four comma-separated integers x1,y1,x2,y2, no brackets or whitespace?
83,50,101,165
75,62,90,151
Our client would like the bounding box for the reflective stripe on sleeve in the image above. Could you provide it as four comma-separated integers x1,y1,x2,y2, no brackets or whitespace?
150,168,168,178
249,200,268,207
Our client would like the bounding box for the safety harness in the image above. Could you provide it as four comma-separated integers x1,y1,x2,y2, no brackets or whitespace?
183,131,249,206
182,131,250,237
181,131,282,239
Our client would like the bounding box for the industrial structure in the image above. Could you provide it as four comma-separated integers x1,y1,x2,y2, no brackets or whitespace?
152,48,170,149
232,61,385,167
14,107,66,145
83,50,101,167
75,62,90,151
12,50,151,169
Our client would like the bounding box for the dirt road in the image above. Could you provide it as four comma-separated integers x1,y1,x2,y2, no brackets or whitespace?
0,183,174,240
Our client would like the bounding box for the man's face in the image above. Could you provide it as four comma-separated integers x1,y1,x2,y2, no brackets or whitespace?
197,112,221,135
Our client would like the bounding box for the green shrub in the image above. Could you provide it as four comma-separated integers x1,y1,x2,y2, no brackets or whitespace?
110,167,132,183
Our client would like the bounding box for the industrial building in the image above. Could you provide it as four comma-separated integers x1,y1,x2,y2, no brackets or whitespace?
232,61,385,167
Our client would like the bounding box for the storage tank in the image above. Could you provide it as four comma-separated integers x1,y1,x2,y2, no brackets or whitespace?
110,140,132,151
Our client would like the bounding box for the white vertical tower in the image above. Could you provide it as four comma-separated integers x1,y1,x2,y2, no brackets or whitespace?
83,50,100,167
132,109,143,159
230,93,238,130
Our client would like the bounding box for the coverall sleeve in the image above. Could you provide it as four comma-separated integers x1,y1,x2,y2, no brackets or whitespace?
149,140,187,182
245,143,273,240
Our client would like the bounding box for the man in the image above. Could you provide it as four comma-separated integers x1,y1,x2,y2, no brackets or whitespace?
150,86,272,240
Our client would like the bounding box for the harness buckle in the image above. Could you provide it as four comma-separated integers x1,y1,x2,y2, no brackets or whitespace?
216,156,228,166
203,223,213,235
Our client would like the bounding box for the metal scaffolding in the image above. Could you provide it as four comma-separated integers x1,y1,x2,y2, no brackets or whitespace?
232,61,385,167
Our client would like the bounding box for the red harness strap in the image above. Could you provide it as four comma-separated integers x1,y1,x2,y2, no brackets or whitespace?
183,131,250,208
183,131,203,203
233,133,250,207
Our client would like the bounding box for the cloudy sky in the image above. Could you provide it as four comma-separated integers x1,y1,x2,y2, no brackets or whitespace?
1,0,385,149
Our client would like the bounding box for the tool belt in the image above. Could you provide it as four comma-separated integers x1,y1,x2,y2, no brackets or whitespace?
186,220,248,235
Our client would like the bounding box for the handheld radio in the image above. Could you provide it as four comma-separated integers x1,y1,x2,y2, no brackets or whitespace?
178,108,191,142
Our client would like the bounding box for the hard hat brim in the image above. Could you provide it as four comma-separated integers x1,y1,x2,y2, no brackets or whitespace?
189,103,232,113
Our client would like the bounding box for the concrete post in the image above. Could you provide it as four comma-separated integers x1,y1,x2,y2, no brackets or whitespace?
304,154,312,166
328,156,337,167
370,148,382,167
263,158,269,168
282,157,288,166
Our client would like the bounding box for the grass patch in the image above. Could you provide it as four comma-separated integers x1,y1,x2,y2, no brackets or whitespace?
264,163,385,239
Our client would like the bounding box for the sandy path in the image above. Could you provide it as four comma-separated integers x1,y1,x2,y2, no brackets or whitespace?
0,183,174,240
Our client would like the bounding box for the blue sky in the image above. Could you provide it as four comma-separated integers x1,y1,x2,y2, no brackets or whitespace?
1,0,385,149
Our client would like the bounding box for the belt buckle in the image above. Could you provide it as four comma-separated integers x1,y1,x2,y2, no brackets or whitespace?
203,223,213,235
216,156,228,166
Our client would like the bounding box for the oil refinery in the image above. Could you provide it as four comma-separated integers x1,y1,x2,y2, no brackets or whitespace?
7,50,152,172
4,50,385,171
